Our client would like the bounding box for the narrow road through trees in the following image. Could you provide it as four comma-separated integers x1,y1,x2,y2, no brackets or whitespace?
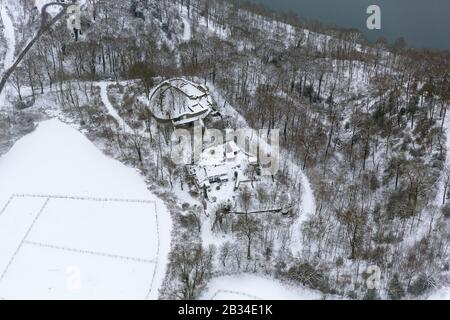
0,2,72,98
0,4,15,107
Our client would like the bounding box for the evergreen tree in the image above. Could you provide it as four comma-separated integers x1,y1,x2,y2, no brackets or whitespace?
364,289,379,300
388,274,405,300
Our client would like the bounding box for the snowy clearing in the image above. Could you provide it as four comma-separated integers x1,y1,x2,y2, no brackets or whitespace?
0,242,155,300
0,119,172,299
200,274,323,300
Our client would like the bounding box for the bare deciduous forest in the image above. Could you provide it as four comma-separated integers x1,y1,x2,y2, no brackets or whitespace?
1,0,449,300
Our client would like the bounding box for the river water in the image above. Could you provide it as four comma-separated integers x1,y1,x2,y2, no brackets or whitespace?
242,0,450,51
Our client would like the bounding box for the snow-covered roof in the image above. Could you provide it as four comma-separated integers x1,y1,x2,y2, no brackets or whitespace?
195,167,208,185
184,85,206,99
168,79,206,99
226,141,240,154
173,115,206,127
205,165,228,178
248,156,258,164
188,103,205,113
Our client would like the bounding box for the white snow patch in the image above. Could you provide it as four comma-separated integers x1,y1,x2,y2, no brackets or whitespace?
0,119,172,299
200,274,323,300
0,243,155,300
26,198,159,260
428,287,450,300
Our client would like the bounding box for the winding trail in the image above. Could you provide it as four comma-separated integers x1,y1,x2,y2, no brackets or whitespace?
435,115,450,207
181,16,191,42
0,3,15,107
427,109,450,299
179,4,192,42
0,2,71,98
97,82,134,134
290,171,316,253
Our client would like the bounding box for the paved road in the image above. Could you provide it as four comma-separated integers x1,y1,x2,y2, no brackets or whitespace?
0,2,73,97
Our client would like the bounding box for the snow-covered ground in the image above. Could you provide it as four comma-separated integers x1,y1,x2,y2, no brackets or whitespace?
200,274,323,300
0,119,172,299
428,287,450,300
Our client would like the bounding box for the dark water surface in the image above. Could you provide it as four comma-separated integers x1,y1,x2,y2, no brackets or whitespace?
242,0,449,51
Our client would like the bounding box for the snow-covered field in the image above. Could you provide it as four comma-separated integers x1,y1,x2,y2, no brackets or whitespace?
0,119,172,299
200,274,323,300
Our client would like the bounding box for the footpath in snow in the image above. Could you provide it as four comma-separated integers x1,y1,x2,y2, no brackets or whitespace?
179,5,191,42
0,119,172,299
428,111,450,299
97,82,134,134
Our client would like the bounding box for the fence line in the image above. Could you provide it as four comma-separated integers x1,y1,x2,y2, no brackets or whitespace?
24,240,157,264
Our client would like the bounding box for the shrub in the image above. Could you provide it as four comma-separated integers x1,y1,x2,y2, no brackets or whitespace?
283,262,330,293
442,203,450,219
387,274,405,300
407,274,433,296
364,289,379,300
